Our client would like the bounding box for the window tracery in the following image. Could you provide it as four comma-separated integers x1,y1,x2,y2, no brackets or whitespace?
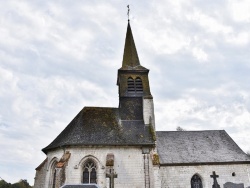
83,159,97,184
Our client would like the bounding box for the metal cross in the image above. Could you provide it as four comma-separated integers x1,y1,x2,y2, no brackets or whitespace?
210,171,220,188
106,168,118,188
127,5,130,21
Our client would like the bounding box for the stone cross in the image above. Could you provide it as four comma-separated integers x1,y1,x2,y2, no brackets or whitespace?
210,171,220,188
106,168,117,188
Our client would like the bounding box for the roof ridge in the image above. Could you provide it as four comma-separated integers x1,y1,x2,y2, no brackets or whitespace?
156,130,225,132
84,106,118,109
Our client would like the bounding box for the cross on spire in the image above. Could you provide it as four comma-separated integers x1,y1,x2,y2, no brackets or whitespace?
127,5,130,21
210,171,221,188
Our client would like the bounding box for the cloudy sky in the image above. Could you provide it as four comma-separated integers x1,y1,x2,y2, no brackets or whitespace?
0,0,250,185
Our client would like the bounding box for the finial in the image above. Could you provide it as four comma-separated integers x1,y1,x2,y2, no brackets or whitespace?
127,5,130,22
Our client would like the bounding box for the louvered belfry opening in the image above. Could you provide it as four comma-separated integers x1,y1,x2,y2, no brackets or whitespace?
135,77,143,93
127,77,143,95
127,77,136,93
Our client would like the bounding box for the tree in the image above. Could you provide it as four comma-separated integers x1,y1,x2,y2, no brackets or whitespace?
0,180,12,188
176,126,186,131
0,179,32,188
12,179,32,188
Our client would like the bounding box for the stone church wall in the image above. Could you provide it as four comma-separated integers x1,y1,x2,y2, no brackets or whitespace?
152,166,161,188
36,146,156,188
66,146,147,188
34,149,64,188
143,98,155,128
34,159,48,188
159,164,250,188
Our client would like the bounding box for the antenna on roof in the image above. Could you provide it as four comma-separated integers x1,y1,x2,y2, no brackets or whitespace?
127,5,130,22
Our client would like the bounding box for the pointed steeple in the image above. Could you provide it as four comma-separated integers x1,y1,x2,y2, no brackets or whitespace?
117,18,154,125
121,21,144,70
117,19,152,98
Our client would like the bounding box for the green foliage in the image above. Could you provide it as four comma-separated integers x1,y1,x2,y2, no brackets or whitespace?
176,126,186,131
152,153,160,165
0,180,12,188
0,179,32,188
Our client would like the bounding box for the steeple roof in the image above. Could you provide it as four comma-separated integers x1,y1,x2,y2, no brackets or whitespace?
121,21,147,70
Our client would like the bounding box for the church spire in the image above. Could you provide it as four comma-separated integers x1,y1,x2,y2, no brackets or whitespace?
121,21,141,69
117,19,152,99
117,15,154,126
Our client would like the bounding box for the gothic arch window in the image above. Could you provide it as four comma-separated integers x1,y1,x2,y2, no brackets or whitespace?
82,159,97,184
191,174,203,188
49,159,58,188
52,169,56,188
135,77,143,93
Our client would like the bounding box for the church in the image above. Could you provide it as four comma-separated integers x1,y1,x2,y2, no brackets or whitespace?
34,20,250,188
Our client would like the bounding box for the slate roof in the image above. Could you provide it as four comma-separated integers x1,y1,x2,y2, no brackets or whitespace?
120,21,147,71
43,107,155,153
156,130,250,165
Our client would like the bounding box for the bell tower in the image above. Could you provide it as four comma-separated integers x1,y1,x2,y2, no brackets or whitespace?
117,21,155,128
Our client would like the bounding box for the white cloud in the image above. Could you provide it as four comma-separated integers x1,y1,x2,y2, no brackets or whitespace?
226,31,250,46
192,47,208,62
0,0,250,185
187,10,232,34
228,0,250,22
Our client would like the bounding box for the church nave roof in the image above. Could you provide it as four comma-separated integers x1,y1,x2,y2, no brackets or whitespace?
43,107,155,153
156,130,250,165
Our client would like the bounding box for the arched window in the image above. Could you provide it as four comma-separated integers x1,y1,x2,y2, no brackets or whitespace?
127,77,135,93
127,77,143,94
83,159,97,184
135,77,143,93
191,174,203,188
49,159,58,188
52,169,56,188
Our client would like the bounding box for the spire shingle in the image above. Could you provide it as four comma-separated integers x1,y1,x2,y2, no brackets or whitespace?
122,22,144,70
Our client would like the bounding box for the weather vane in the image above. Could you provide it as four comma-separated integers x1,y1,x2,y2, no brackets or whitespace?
127,5,130,21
